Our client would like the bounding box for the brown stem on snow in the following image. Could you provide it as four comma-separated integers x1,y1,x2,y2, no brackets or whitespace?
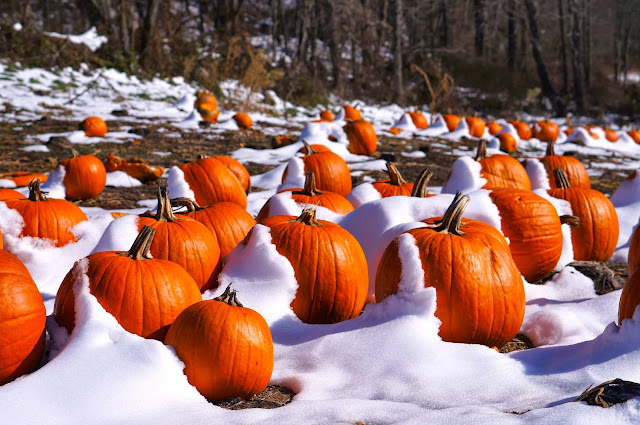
474,139,488,161
214,284,244,307
386,162,407,186
171,197,203,213
411,168,433,198
433,191,470,236
120,225,156,260
28,179,48,201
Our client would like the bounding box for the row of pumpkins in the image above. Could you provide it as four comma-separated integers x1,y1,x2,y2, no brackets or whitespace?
0,103,638,403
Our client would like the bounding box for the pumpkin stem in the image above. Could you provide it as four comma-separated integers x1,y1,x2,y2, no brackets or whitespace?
294,171,321,196
153,183,178,222
546,139,557,156
71,149,79,158
433,191,470,236
121,225,156,260
28,179,48,201
474,140,488,161
386,162,407,186
170,197,203,213
197,154,206,160
214,284,244,307
294,208,321,226
411,168,433,198
552,168,572,189
566,114,572,127
301,140,316,156
560,214,581,228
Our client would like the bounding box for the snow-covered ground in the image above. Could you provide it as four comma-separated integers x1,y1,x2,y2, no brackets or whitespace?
1,62,640,424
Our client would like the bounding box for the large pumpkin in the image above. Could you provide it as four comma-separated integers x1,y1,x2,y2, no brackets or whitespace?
0,188,26,201
54,225,202,341
475,140,531,191
540,140,590,189
284,142,352,197
81,116,107,137
260,209,368,324
4,179,88,247
212,155,251,193
60,153,107,200
375,193,525,348
345,119,378,156
179,156,247,208
165,286,273,401
548,169,619,261
138,184,221,292
0,250,46,385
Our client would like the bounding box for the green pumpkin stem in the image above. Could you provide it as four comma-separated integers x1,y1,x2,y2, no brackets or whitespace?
411,168,433,198
170,197,203,213
553,168,571,189
294,171,321,196
122,225,156,260
28,179,48,201
153,183,177,222
474,140,488,161
560,215,581,228
214,284,244,307
294,208,321,226
386,162,407,186
433,191,470,236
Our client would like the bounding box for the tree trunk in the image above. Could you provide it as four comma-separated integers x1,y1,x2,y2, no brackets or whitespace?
392,0,404,103
140,0,161,59
558,0,569,94
569,0,586,112
473,0,485,57
507,0,516,70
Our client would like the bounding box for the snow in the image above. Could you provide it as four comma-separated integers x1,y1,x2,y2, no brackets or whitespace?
2,64,640,423
45,27,108,52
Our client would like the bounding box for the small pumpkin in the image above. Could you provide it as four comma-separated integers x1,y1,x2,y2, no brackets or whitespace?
232,113,253,129
619,270,640,324
343,105,362,121
488,121,503,135
0,188,26,201
532,119,559,142
54,225,202,341
387,127,402,135
195,90,219,123
165,286,273,401
442,114,461,132
372,162,415,198
60,152,107,200
344,119,378,156
510,121,532,140
212,155,251,193
4,179,88,247
104,153,164,182
497,133,517,153
408,112,428,129
628,130,640,144
0,171,48,187
180,156,247,208
604,129,619,142
81,116,107,137
320,110,335,121
629,223,640,277
540,139,590,189
475,140,531,191
465,116,486,138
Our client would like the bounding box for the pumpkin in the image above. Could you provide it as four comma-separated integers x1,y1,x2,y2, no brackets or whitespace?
283,141,352,197
4,179,88,247
138,184,221,292
54,225,202,341
628,130,640,144
532,119,559,142
465,116,486,138
60,152,107,200
442,114,461,132
232,113,253,129
375,193,525,348
619,270,640,324
172,198,256,260
104,153,164,182
605,129,619,142
540,139,590,189
258,171,354,222
488,121,503,135
260,209,368,324
212,155,251,193
195,90,219,123
510,121,532,140
372,162,415,198
0,188,26,201
0,171,48,187
387,127,402,135
0,250,46,386
271,135,296,148
343,105,362,121
165,286,273,401
630,223,640,277
320,110,336,121
497,133,517,153
344,119,378,156
489,188,563,282
475,140,531,191
81,116,107,137
179,156,247,208
548,169,619,262
297,143,331,154
408,112,428,129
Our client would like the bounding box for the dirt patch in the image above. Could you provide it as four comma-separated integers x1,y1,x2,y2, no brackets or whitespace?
212,384,295,410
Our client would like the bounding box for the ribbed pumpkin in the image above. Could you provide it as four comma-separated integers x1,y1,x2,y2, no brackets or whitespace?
138,184,221,292
532,119,559,142
630,223,640,277
172,198,256,260
260,209,368,324
320,110,335,122
548,169,619,262
497,133,517,153
194,90,219,123
344,119,378,156
212,155,251,193
510,121,532,140
258,171,353,222
179,156,247,208
232,113,253,129
372,163,415,198
60,152,107,200
619,271,640,324
375,193,525,348
0,250,46,385
465,116,485,138
165,286,273,401
0,188,26,201
0,172,48,187
54,226,202,341
343,105,362,121
104,153,164,182
81,116,107,137
408,112,428,129
539,140,590,189
475,140,531,191
4,179,88,247
489,188,563,282
442,114,461,132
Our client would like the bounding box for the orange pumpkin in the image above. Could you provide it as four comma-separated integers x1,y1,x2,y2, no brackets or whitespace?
488,121,503,135
0,188,26,201
548,169,619,261
180,156,247,208
195,90,219,123
54,226,202,341
372,162,415,198
605,129,619,142
628,130,640,144
387,127,402,135
138,184,221,292
343,105,362,121
497,133,517,153
619,271,640,324
376,193,525,348
0,171,48,187
489,188,563,282
408,112,428,129
475,140,531,191
212,155,251,193
442,114,461,132
532,119,559,142
104,153,164,182
4,179,88,247
630,223,640,277
344,119,378,156
165,286,273,401
465,116,486,138
297,143,331,154
540,140,590,189
0,250,46,385
510,121,532,140
259,209,368,324
320,110,335,121
232,112,253,129
60,153,107,200
81,116,107,137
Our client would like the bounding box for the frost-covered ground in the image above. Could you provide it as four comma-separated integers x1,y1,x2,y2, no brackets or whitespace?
1,62,640,424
